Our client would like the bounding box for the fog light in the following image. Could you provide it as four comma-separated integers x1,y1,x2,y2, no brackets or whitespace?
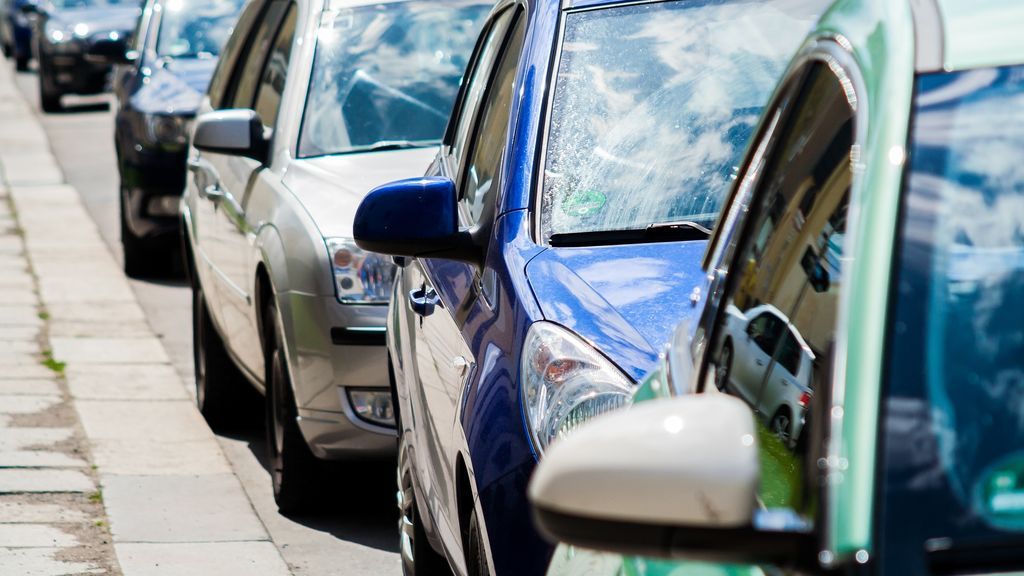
146,195,180,217
346,389,394,427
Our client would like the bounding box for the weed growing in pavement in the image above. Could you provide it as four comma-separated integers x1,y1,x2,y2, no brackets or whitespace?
88,491,103,504
37,310,49,320
41,350,65,374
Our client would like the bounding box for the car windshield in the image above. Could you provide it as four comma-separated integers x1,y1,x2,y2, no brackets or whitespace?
297,0,490,158
540,0,822,241
880,65,1024,574
156,0,245,58
51,0,133,8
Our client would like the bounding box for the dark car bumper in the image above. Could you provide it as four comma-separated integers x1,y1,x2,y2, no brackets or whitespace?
119,146,188,241
39,47,108,94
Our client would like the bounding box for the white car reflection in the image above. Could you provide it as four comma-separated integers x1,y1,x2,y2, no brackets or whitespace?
715,303,814,444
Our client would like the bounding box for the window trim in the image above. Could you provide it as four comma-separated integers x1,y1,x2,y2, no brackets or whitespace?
251,1,297,131
222,0,290,110
693,37,869,568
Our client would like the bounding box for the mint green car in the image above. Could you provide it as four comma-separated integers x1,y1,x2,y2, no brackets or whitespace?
531,0,1024,574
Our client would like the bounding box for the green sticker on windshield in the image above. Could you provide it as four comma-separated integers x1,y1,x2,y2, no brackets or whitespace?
561,188,606,218
978,455,1024,529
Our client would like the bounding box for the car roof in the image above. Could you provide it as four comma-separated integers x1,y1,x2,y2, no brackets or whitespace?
933,0,1024,71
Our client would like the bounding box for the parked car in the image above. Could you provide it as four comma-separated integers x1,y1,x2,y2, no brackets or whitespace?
531,0,1024,574
351,0,824,573
1,0,36,70
90,0,244,276
181,0,489,512
30,0,139,112
718,303,814,445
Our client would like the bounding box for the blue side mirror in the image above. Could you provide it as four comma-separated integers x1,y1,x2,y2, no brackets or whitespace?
354,177,479,264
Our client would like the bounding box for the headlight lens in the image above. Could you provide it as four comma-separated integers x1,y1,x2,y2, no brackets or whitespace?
144,114,188,150
326,238,395,304
346,388,395,427
521,322,633,454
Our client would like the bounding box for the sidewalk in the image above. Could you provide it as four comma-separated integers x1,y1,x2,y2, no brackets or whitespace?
0,63,291,575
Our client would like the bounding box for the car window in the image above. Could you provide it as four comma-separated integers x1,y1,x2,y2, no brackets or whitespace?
540,0,824,243
447,8,515,174
747,312,780,355
880,64,1024,574
459,13,525,226
706,62,855,526
229,0,287,109
207,0,262,108
253,3,296,130
156,0,245,59
297,0,489,157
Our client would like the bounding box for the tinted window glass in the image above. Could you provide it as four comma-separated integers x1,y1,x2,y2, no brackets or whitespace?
880,65,1024,574
230,0,286,108
297,0,489,157
208,0,261,108
460,15,524,225
708,63,854,526
156,0,245,58
540,0,823,241
253,3,295,129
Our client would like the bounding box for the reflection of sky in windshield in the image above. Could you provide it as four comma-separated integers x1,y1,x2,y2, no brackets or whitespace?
541,0,821,238
157,0,245,58
298,0,489,157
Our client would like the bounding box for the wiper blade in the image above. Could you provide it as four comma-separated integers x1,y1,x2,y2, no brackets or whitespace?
345,140,438,154
549,220,711,248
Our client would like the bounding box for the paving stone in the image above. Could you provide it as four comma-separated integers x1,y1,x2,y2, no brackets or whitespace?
0,380,60,396
0,451,86,468
0,525,78,548
0,547,104,575
38,279,136,304
0,501,88,523
0,290,35,305
0,306,40,326
115,542,289,576
0,470,93,493
65,364,187,401
103,475,268,543
48,320,154,339
45,301,146,324
0,429,73,451
0,365,58,380
50,338,169,365
0,341,38,354
0,353,42,366
0,396,61,415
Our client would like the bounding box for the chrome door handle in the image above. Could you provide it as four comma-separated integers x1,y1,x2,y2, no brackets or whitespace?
409,288,441,317
453,356,469,376
201,184,225,202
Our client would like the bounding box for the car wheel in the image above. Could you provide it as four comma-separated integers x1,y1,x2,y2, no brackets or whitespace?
466,508,490,576
38,60,63,112
770,408,792,443
264,300,318,514
120,193,158,277
15,53,28,72
715,341,733,391
398,437,452,576
192,281,243,429
2,41,11,58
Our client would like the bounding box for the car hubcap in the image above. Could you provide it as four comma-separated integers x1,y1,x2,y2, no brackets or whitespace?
194,299,207,408
773,414,790,440
271,350,287,479
397,465,416,566
716,347,731,390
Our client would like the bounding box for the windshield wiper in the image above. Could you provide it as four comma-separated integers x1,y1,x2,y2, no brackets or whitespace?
342,140,438,154
549,220,711,248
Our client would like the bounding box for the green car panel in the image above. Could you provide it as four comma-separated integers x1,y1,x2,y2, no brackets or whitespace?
545,0,1024,573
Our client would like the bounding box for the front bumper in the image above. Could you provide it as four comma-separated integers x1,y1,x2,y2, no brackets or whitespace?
119,144,188,241
289,295,396,460
40,45,108,94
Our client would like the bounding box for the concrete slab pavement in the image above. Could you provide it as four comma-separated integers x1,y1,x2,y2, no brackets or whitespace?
0,59,291,575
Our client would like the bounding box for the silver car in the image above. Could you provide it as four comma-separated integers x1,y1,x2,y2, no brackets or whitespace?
181,0,490,512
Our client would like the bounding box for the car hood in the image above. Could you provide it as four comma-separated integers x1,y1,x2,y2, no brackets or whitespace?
129,57,216,114
49,6,138,34
525,241,708,381
281,147,438,239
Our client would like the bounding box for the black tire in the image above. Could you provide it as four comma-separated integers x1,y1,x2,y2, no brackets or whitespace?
192,281,243,429
466,508,489,576
2,42,11,58
398,437,452,576
770,407,793,443
715,341,733,391
121,198,156,277
264,301,319,514
15,53,28,72
38,61,63,112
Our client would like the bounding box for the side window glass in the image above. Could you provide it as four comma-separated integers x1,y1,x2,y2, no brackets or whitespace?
459,15,525,226
448,9,515,170
708,63,855,527
229,0,287,109
253,4,296,129
208,0,263,108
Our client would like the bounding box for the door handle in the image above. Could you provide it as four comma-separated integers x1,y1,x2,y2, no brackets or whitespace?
201,184,225,202
409,288,441,317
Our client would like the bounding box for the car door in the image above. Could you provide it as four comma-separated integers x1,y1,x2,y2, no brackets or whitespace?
195,0,288,354
731,311,780,405
217,2,296,376
404,5,525,555
701,60,856,516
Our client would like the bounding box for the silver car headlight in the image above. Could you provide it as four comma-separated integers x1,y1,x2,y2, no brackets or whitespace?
145,114,188,150
521,321,633,454
325,238,395,304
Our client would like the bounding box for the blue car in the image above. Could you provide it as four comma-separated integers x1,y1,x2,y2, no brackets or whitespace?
1,0,35,70
353,0,824,574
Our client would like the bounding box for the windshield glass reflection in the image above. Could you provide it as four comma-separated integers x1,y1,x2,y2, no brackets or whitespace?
156,0,244,59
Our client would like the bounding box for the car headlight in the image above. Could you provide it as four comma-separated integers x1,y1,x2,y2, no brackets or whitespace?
45,21,88,43
133,114,188,151
326,238,395,304
521,321,633,454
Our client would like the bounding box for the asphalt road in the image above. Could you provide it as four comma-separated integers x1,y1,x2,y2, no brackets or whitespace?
10,65,401,576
